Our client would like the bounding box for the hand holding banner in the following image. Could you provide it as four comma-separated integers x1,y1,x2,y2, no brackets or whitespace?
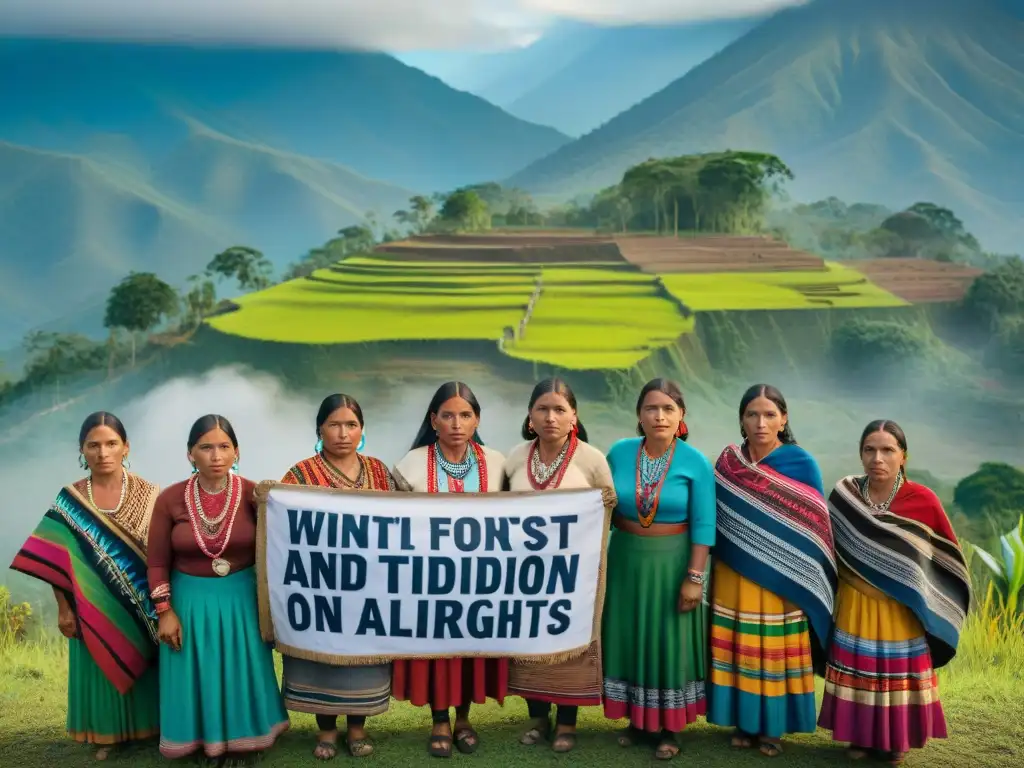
255,483,612,665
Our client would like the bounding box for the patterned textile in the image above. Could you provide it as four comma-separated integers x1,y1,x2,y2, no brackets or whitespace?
827,476,970,668
712,444,837,663
707,561,818,738
818,572,948,751
278,452,395,715
10,480,160,693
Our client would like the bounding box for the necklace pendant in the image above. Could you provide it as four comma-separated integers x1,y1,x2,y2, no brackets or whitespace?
212,558,231,577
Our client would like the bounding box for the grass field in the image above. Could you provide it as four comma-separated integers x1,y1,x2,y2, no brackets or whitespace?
206,236,923,370
660,263,908,311
2,592,1022,768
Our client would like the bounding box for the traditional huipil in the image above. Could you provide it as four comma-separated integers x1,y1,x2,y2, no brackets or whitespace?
707,443,838,745
147,473,289,759
278,454,397,727
390,442,509,714
503,434,615,718
602,437,717,732
818,476,970,758
11,473,161,746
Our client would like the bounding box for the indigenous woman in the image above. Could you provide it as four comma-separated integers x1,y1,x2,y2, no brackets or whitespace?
391,381,507,758
818,420,970,765
10,411,160,760
503,378,615,754
147,414,289,761
279,394,398,761
602,378,716,761
707,384,838,758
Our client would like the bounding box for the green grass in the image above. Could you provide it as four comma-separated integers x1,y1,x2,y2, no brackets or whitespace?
2,591,1022,768
659,263,909,311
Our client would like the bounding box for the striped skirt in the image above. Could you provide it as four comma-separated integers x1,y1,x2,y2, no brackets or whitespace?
818,573,947,752
707,561,817,739
281,656,391,716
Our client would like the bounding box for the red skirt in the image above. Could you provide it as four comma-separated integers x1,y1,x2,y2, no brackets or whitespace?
392,658,509,710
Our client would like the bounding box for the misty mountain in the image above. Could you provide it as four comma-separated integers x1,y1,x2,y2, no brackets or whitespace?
0,38,569,345
403,20,752,137
507,0,1024,251
0,39,569,192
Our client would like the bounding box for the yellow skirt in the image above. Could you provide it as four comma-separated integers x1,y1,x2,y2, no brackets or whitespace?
706,561,817,738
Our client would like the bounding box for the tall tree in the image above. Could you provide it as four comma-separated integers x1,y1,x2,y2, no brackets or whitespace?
103,272,179,366
438,190,490,232
206,246,273,292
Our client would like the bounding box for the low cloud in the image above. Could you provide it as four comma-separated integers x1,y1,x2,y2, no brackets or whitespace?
0,0,807,51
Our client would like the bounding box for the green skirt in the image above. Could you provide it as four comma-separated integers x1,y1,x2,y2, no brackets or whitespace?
158,568,289,759
67,637,159,745
601,528,709,732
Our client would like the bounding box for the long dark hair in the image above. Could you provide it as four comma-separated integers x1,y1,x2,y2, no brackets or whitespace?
738,384,796,444
521,377,589,442
634,378,688,442
316,394,364,438
78,411,128,447
187,414,239,451
410,381,484,451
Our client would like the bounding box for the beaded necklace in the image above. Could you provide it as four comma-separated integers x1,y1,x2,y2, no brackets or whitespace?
635,440,675,527
87,469,128,514
859,472,904,513
184,472,242,576
428,442,486,493
528,433,577,490
316,452,366,489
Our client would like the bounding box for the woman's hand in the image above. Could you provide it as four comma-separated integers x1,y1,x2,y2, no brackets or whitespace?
677,579,703,613
158,610,183,651
57,602,79,638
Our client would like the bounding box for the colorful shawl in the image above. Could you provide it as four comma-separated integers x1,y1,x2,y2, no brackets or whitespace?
283,453,397,490
9,481,160,694
828,476,971,668
714,443,838,667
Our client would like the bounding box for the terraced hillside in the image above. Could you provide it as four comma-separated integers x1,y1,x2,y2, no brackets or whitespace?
207,231,982,371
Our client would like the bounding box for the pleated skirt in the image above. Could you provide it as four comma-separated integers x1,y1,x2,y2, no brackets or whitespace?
601,528,708,732
158,568,290,758
67,637,159,744
706,561,818,739
818,573,947,752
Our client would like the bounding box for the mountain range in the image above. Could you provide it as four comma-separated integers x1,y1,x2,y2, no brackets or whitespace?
400,19,753,136
0,39,568,346
508,0,1024,253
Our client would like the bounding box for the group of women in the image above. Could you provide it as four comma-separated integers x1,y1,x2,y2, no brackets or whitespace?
11,378,971,766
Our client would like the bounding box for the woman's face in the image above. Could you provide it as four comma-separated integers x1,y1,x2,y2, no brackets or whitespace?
431,396,479,451
529,392,575,442
741,395,787,448
320,406,362,459
638,390,682,439
81,425,128,477
188,427,237,479
860,429,904,484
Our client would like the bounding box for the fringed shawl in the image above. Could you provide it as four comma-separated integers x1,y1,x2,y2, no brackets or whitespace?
9,477,160,693
714,443,838,671
828,476,971,668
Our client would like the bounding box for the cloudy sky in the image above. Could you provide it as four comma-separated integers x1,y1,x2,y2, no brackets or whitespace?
0,0,808,51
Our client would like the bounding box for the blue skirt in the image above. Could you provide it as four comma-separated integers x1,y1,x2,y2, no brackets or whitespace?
158,568,289,758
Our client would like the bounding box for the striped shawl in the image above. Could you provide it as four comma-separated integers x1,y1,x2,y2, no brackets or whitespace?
828,476,971,668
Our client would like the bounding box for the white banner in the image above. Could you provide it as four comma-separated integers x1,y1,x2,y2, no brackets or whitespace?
257,485,609,662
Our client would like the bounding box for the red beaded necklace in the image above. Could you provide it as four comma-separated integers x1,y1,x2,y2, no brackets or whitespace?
428,442,487,493
527,432,578,490
635,440,675,528
184,473,242,560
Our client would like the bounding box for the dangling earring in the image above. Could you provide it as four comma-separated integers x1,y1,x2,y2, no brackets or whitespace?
79,454,88,470
570,422,578,436
231,458,240,473
190,463,198,474
122,457,131,470
357,433,366,452
315,438,324,453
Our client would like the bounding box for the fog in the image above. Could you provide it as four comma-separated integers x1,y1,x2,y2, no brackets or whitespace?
2,364,1021,589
